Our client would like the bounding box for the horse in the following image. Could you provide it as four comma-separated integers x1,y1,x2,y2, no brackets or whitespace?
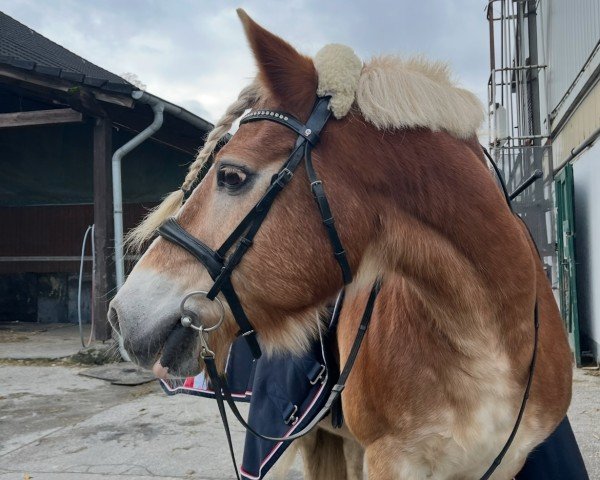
109,9,573,479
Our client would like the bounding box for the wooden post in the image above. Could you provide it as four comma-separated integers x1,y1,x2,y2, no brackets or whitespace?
92,117,114,341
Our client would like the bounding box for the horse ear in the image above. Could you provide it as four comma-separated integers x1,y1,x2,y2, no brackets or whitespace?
237,9,317,109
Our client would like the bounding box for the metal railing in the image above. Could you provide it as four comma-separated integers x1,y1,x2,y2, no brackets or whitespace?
491,145,556,280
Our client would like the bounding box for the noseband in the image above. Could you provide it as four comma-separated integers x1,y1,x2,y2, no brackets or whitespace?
158,96,352,360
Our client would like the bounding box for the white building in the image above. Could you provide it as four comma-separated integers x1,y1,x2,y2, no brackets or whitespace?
487,0,600,365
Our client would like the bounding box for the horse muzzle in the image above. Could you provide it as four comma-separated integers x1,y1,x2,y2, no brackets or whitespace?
108,269,220,377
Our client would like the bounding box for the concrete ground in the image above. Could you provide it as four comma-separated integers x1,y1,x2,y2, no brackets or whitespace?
0,323,598,479
569,367,600,478
0,322,95,360
0,323,300,480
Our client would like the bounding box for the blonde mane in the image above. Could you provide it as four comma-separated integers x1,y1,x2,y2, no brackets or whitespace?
356,55,483,139
127,52,483,252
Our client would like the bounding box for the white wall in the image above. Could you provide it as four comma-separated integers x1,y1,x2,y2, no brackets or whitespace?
538,0,600,114
572,140,600,361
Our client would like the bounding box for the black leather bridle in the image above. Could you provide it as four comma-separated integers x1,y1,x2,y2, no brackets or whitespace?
157,96,380,479
155,95,539,480
158,96,352,361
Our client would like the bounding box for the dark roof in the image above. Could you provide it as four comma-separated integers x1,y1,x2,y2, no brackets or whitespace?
0,11,133,94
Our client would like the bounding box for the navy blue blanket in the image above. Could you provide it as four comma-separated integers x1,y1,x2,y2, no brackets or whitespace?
161,338,588,479
161,330,336,479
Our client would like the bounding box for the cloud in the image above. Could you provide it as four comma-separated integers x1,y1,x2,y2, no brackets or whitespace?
0,0,490,122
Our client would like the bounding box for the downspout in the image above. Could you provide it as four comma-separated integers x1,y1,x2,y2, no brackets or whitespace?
112,90,212,288
111,90,212,360
111,91,164,361
112,92,164,289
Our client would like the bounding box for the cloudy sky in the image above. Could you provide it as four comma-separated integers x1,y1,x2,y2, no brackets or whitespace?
0,0,491,123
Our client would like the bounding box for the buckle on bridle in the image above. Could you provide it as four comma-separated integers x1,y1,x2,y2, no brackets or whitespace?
310,179,324,196
275,168,294,187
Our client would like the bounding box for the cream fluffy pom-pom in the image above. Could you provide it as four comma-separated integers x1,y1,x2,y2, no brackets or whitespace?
314,44,362,119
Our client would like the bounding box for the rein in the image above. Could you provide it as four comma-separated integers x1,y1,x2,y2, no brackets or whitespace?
480,146,541,480
154,97,540,479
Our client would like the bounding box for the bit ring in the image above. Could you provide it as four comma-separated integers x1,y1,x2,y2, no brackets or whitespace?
179,290,225,333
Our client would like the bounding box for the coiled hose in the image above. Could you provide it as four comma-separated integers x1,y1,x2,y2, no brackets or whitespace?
77,224,131,361
77,225,95,348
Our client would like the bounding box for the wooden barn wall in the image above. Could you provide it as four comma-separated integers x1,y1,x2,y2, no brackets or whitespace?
0,203,154,322
0,122,191,206
0,203,154,274
0,95,198,322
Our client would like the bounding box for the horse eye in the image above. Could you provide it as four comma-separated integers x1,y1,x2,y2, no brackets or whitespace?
218,167,248,189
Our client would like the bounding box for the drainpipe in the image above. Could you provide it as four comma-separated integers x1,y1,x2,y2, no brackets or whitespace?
113,90,213,289
111,92,163,362
112,92,164,290
111,91,212,360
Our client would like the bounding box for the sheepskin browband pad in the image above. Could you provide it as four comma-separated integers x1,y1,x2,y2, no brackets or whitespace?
314,44,362,119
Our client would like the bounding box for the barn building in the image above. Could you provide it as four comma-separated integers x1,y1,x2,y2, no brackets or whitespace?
487,0,600,365
0,12,212,340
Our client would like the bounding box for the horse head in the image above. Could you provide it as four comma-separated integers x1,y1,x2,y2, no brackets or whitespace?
109,11,384,375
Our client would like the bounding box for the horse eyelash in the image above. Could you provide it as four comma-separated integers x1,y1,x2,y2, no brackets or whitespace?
219,166,246,177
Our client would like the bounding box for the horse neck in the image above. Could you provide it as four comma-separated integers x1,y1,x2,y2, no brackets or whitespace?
328,123,536,352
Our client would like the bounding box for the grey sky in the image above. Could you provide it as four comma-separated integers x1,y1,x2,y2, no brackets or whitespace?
0,0,491,123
